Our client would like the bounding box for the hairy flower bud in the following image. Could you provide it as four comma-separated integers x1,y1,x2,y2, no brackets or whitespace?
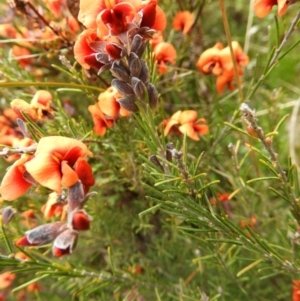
117,98,139,112
149,155,164,171
1,206,16,225
96,53,110,65
16,222,66,246
129,57,142,78
112,79,134,97
131,35,143,54
67,181,85,212
69,210,92,231
147,83,159,108
111,61,130,82
131,77,147,100
52,229,78,257
139,60,150,85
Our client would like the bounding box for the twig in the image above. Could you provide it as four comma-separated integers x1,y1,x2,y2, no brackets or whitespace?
268,9,300,67
240,103,299,214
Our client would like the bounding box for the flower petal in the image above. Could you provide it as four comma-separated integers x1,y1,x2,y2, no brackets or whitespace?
179,123,200,141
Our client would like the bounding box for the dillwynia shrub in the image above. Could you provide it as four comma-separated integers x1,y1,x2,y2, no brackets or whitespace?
0,0,300,300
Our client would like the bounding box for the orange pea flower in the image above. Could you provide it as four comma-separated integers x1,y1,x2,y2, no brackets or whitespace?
153,42,177,74
196,41,249,94
88,103,114,136
24,136,93,194
293,280,300,301
98,86,130,119
254,0,289,18
0,271,15,289
163,110,209,141
11,90,54,121
172,11,195,35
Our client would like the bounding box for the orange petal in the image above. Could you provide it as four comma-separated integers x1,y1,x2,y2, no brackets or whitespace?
34,136,92,158
254,0,276,18
151,5,167,31
78,0,105,29
277,0,288,15
178,123,200,141
25,153,62,193
196,47,221,74
164,119,179,136
30,90,52,107
61,161,79,188
178,110,197,124
74,157,95,187
98,87,120,119
74,29,103,69
0,155,33,200
194,124,209,135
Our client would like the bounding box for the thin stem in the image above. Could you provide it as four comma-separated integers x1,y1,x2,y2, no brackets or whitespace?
219,0,244,102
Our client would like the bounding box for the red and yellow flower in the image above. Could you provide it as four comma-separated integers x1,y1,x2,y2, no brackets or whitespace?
163,110,208,141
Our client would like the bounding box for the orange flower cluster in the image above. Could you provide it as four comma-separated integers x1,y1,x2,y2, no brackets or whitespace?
196,41,249,94
0,135,96,257
0,0,80,69
11,90,54,122
253,0,294,18
88,87,130,136
163,110,208,141
74,0,166,71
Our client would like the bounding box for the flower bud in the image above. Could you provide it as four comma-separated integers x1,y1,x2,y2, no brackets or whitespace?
132,77,147,100
67,181,85,212
131,35,143,54
17,221,66,246
70,210,92,231
117,98,139,112
139,60,150,85
95,52,110,64
1,206,16,225
52,229,78,257
149,155,164,171
129,56,142,78
112,79,134,97
111,61,130,82
246,125,259,138
147,83,159,108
